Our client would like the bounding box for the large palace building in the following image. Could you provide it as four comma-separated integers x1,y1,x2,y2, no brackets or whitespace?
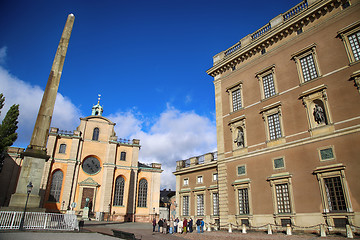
174,0,360,230
0,100,162,222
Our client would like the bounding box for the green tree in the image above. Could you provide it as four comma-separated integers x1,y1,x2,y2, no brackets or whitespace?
0,93,20,172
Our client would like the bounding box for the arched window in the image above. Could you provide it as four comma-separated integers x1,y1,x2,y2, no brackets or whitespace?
48,170,63,202
59,144,66,153
113,176,125,206
137,179,148,207
92,127,99,141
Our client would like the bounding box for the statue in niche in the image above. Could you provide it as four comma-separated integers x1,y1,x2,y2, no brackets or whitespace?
313,104,326,124
234,128,244,147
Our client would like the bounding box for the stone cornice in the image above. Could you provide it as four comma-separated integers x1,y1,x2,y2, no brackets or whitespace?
206,0,343,77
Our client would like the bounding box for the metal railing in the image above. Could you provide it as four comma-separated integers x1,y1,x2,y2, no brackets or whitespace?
58,130,74,136
0,211,79,231
117,138,132,144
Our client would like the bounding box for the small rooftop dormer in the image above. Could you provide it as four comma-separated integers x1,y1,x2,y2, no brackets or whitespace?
92,94,103,116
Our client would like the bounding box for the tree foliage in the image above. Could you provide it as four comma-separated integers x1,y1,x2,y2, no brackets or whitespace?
0,93,20,172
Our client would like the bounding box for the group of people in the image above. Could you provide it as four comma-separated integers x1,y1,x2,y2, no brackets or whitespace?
152,217,205,234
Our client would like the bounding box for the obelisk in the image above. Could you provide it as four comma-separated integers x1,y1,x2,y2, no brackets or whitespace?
9,14,75,209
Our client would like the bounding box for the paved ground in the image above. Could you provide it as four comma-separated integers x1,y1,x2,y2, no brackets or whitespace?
0,221,358,240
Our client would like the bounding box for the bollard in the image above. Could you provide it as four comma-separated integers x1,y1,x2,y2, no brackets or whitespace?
228,223,232,233
207,223,211,232
267,224,272,235
242,224,247,234
320,224,326,237
286,224,292,235
346,224,354,239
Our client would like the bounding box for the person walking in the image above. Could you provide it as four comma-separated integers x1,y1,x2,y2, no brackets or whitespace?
183,218,187,233
196,218,201,233
152,218,156,232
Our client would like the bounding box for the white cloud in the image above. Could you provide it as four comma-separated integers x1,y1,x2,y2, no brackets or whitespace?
130,106,217,189
0,66,81,147
0,46,7,65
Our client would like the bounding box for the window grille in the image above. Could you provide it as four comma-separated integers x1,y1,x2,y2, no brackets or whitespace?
232,88,242,111
197,194,204,216
348,31,360,61
120,152,126,161
137,179,148,207
263,73,276,98
59,144,66,153
324,177,347,212
267,113,282,140
300,54,318,82
113,176,125,206
276,184,291,213
238,188,249,214
48,170,63,202
213,193,219,216
92,127,99,141
183,196,189,216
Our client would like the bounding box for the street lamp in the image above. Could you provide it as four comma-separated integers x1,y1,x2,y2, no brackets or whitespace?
19,182,33,230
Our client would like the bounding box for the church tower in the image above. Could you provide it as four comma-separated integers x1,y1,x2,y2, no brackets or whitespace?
91,94,103,116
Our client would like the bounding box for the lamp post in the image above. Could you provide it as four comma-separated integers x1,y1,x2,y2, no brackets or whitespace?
19,182,33,230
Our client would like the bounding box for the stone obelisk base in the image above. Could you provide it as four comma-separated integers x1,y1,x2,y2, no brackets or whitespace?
8,149,49,210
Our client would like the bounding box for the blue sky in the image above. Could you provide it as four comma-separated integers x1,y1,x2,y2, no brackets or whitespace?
0,0,301,189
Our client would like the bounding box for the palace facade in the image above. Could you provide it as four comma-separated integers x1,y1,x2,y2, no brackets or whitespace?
1,101,162,222
174,0,360,230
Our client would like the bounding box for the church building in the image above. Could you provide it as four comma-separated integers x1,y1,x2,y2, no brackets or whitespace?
0,99,162,222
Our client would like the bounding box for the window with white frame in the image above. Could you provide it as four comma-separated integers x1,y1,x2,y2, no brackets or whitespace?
260,102,285,144
183,178,189,186
227,83,243,112
59,144,66,154
337,21,360,63
267,173,295,221
275,183,291,214
213,173,218,181
267,113,282,140
183,195,189,216
213,192,219,216
197,194,204,216
291,44,321,84
238,188,250,214
313,164,352,216
256,65,278,100
197,176,203,184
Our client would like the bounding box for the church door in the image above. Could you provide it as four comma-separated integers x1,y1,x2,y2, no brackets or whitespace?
81,187,95,210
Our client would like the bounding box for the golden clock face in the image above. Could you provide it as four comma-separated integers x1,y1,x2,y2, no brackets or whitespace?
82,157,101,175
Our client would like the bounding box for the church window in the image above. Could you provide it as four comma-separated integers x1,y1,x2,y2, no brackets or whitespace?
48,170,63,202
59,144,66,154
120,151,126,161
113,176,125,206
92,127,99,141
137,179,148,207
